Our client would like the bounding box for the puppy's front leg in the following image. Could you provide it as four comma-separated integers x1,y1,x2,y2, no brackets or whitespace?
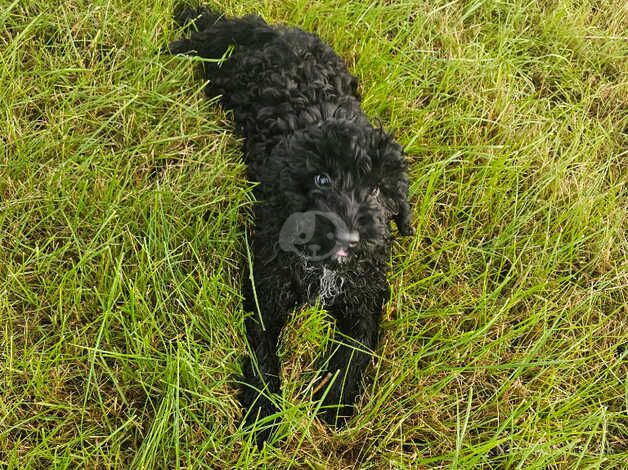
314,284,388,426
239,271,293,446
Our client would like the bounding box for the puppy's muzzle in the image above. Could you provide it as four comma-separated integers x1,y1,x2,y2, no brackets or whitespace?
336,229,359,248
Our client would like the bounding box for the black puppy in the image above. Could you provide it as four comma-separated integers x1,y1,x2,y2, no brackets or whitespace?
169,6,412,445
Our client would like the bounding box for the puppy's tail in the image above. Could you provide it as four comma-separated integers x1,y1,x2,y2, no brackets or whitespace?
172,5,223,34
167,6,276,58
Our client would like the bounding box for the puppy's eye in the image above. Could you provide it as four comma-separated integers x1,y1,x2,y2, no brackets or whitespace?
357,214,371,226
314,173,331,188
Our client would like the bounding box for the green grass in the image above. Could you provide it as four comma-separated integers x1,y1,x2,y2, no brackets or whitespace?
1,0,626,467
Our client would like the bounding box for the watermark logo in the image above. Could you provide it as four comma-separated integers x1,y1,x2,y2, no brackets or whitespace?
278,211,349,261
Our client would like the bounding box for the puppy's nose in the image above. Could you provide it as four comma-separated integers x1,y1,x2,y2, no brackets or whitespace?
336,230,360,248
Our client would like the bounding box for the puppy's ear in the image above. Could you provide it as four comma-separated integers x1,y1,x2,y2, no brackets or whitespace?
371,129,414,236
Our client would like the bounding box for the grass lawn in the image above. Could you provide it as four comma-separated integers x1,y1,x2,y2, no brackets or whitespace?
1,0,626,467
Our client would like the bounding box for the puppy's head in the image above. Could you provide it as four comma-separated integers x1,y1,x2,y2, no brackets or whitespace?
272,119,412,265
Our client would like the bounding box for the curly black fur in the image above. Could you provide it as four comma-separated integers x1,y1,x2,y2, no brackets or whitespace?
168,6,413,446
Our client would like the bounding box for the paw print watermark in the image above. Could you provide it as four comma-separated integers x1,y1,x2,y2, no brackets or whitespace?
278,211,350,261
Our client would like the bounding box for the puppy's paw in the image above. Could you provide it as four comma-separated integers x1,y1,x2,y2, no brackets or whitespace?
312,372,355,428
317,402,353,428
248,418,279,449
398,222,414,237
242,396,281,448
166,39,191,54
